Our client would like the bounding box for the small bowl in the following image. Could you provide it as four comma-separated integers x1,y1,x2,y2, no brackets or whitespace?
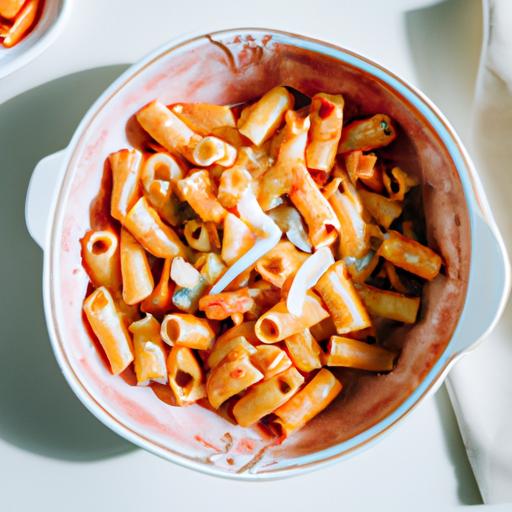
0,0,69,79
25,28,510,479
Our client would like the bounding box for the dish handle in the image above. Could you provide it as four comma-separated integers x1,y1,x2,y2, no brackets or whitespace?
448,210,511,356
25,149,66,250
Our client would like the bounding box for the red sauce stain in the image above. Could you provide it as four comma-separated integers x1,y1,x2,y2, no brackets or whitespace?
194,435,222,453
235,437,255,454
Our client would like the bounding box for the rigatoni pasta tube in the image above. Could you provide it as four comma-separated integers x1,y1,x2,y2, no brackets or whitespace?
378,230,442,280
141,152,184,189
259,111,310,211
285,329,323,373
141,258,174,316
161,313,215,350
218,167,253,209
359,189,402,230
238,86,294,145
324,335,396,372
338,114,397,153
306,93,344,172
192,136,237,167
109,149,143,222
176,170,226,223
81,229,122,291
206,346,263,409
199,288,254,321
255,240,308,288
167,346,206,405
355,283,420,324
129,314,167,385
120,228,154,305
170,103,236,136
255,292,329,343
250,345,292,380
207,335,257,369
136,101,201,162
83,287,134,375
290,164,340,248
233,367,304,427
124,196,187,258
272,368,342,436
315,260,371,334
215,321,259,346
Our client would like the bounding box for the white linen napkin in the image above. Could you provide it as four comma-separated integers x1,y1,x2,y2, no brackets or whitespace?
447,0,512,504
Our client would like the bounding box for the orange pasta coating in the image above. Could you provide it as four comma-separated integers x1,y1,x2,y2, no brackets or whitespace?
324,336,397,372
167,346,206,405
285,329,323,373
199,288,254,321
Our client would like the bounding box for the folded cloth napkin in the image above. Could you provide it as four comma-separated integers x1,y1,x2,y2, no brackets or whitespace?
447,0,512,504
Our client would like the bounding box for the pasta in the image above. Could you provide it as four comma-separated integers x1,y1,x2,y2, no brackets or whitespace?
0,0,40,48
80,229,122,291
83,287,133,375
323,335,397,372
272,369,342,436
315,260,371,334
109,149,143,222
81,85,443,437
161,313,215,350
129,314,167,385
120,228,154,305
233,367,304,427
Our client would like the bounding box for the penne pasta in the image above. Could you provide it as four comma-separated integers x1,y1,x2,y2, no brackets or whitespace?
83,287,134,375
192,136,237,167
359,189,402,230
124,196,187,259
233,367,304,427
81,229,122,291
199,287,254,321
161,313,215,350
109,149,143,222
141,152,185,190
1,0,38,48
250,345,292,380
306,93,344,172
378,230,442,280
290,163,340,249
206,345,263,409
176,170,226,223
170,103,236,136
129,314,167,385
255,240,308,288
315,260,371,334
215,321,259,347
167,346,206,405
272,368,342,436
207,335,257,370
221,213,256,265
355,283,420,324
136,101,201,162
238,86,294,145
218,167,253,209
120,228,154,305
255,292,329,343
383,166,418,202
285,329,323,373
259,111,310,210
338,114,397,153
183,219,212,252
141,258,174,316
323,335,397,372
0,0,25,19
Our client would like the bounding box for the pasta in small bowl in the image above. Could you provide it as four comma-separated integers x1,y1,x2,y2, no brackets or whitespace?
25,29,509,479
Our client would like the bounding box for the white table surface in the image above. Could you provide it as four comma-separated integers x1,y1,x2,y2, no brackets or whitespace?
1,0,506,510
